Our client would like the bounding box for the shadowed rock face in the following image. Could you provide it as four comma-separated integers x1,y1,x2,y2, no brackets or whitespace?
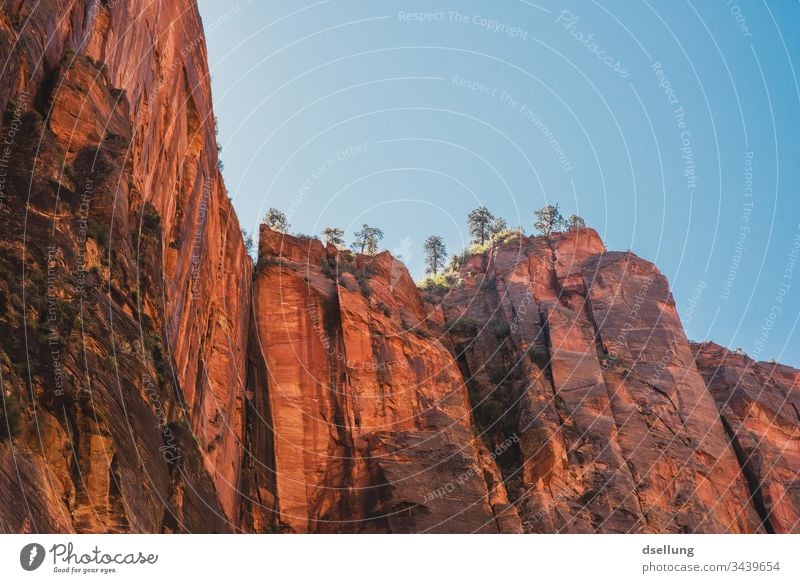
0,1,796,535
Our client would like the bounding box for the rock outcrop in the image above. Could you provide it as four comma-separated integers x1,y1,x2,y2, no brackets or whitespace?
0,1,797,534
427,229,764,533
246,227,519,533
693,342,800,533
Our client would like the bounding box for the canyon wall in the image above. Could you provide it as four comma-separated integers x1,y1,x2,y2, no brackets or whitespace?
0,0,249,532
693,342,800,533
246,227,520,533
240,226,798,533
0,2,797,534
428,228,768,533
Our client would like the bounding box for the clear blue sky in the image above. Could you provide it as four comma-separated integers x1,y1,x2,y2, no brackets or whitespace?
198,0,800,366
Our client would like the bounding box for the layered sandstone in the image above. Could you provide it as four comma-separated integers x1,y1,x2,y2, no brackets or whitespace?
0,1,797,535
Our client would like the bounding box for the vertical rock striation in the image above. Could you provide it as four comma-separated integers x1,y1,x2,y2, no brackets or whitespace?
247,227,520,533
0,0,249,531
693,342,800,533
0,1,796,534
429,229,762,533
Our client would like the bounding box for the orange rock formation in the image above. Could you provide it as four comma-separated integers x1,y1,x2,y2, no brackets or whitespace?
0,0,796,534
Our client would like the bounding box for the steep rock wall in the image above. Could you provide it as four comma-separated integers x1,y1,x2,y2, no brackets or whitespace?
248,227,520,533
0,0,249,530
0,2,797,536
428,228,763,533
693,342,800,533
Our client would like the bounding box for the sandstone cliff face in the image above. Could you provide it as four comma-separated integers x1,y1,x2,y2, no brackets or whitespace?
0,0,249,531
693,342,800,533
0,2,797,535
429,229,763,533
247,227,520,533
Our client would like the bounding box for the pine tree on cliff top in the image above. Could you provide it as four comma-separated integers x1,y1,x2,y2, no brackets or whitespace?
262,208,289,232
351,224,384,254
567,214,586,229
534,204,568,237
468,206,507,245
423,235,447,275
467,206,494,245
322,227,345,248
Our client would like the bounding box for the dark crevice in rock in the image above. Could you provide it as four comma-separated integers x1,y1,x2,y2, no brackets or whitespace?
238,300,278,533
33,61,60,121
333,276,360,432
159,506,179,533
62,404,82,503
575,270,649,529
107,454,129,531
719,416,775,534
582,291,607,359
542,237,561,301
362,463,394,533
536,308,569,463
317,290,359,531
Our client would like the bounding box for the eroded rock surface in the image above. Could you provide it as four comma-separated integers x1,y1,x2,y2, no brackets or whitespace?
247,228,519,533
693,342,800,533
0,1,796,535
0,0,248,532
430,229,763,533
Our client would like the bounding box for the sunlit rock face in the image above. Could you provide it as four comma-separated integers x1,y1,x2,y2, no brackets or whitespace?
247,227,519,533
0,1,795,534
0,0,248,532
693,341,800,533
428,228,765,533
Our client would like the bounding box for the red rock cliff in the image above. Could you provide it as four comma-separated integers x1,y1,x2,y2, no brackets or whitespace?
0,2,797,535
427,229,771,533
245,227,520,533
693,342,800,533
0,0,249,531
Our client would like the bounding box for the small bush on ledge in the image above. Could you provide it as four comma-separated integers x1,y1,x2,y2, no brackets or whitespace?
419,272,457,295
